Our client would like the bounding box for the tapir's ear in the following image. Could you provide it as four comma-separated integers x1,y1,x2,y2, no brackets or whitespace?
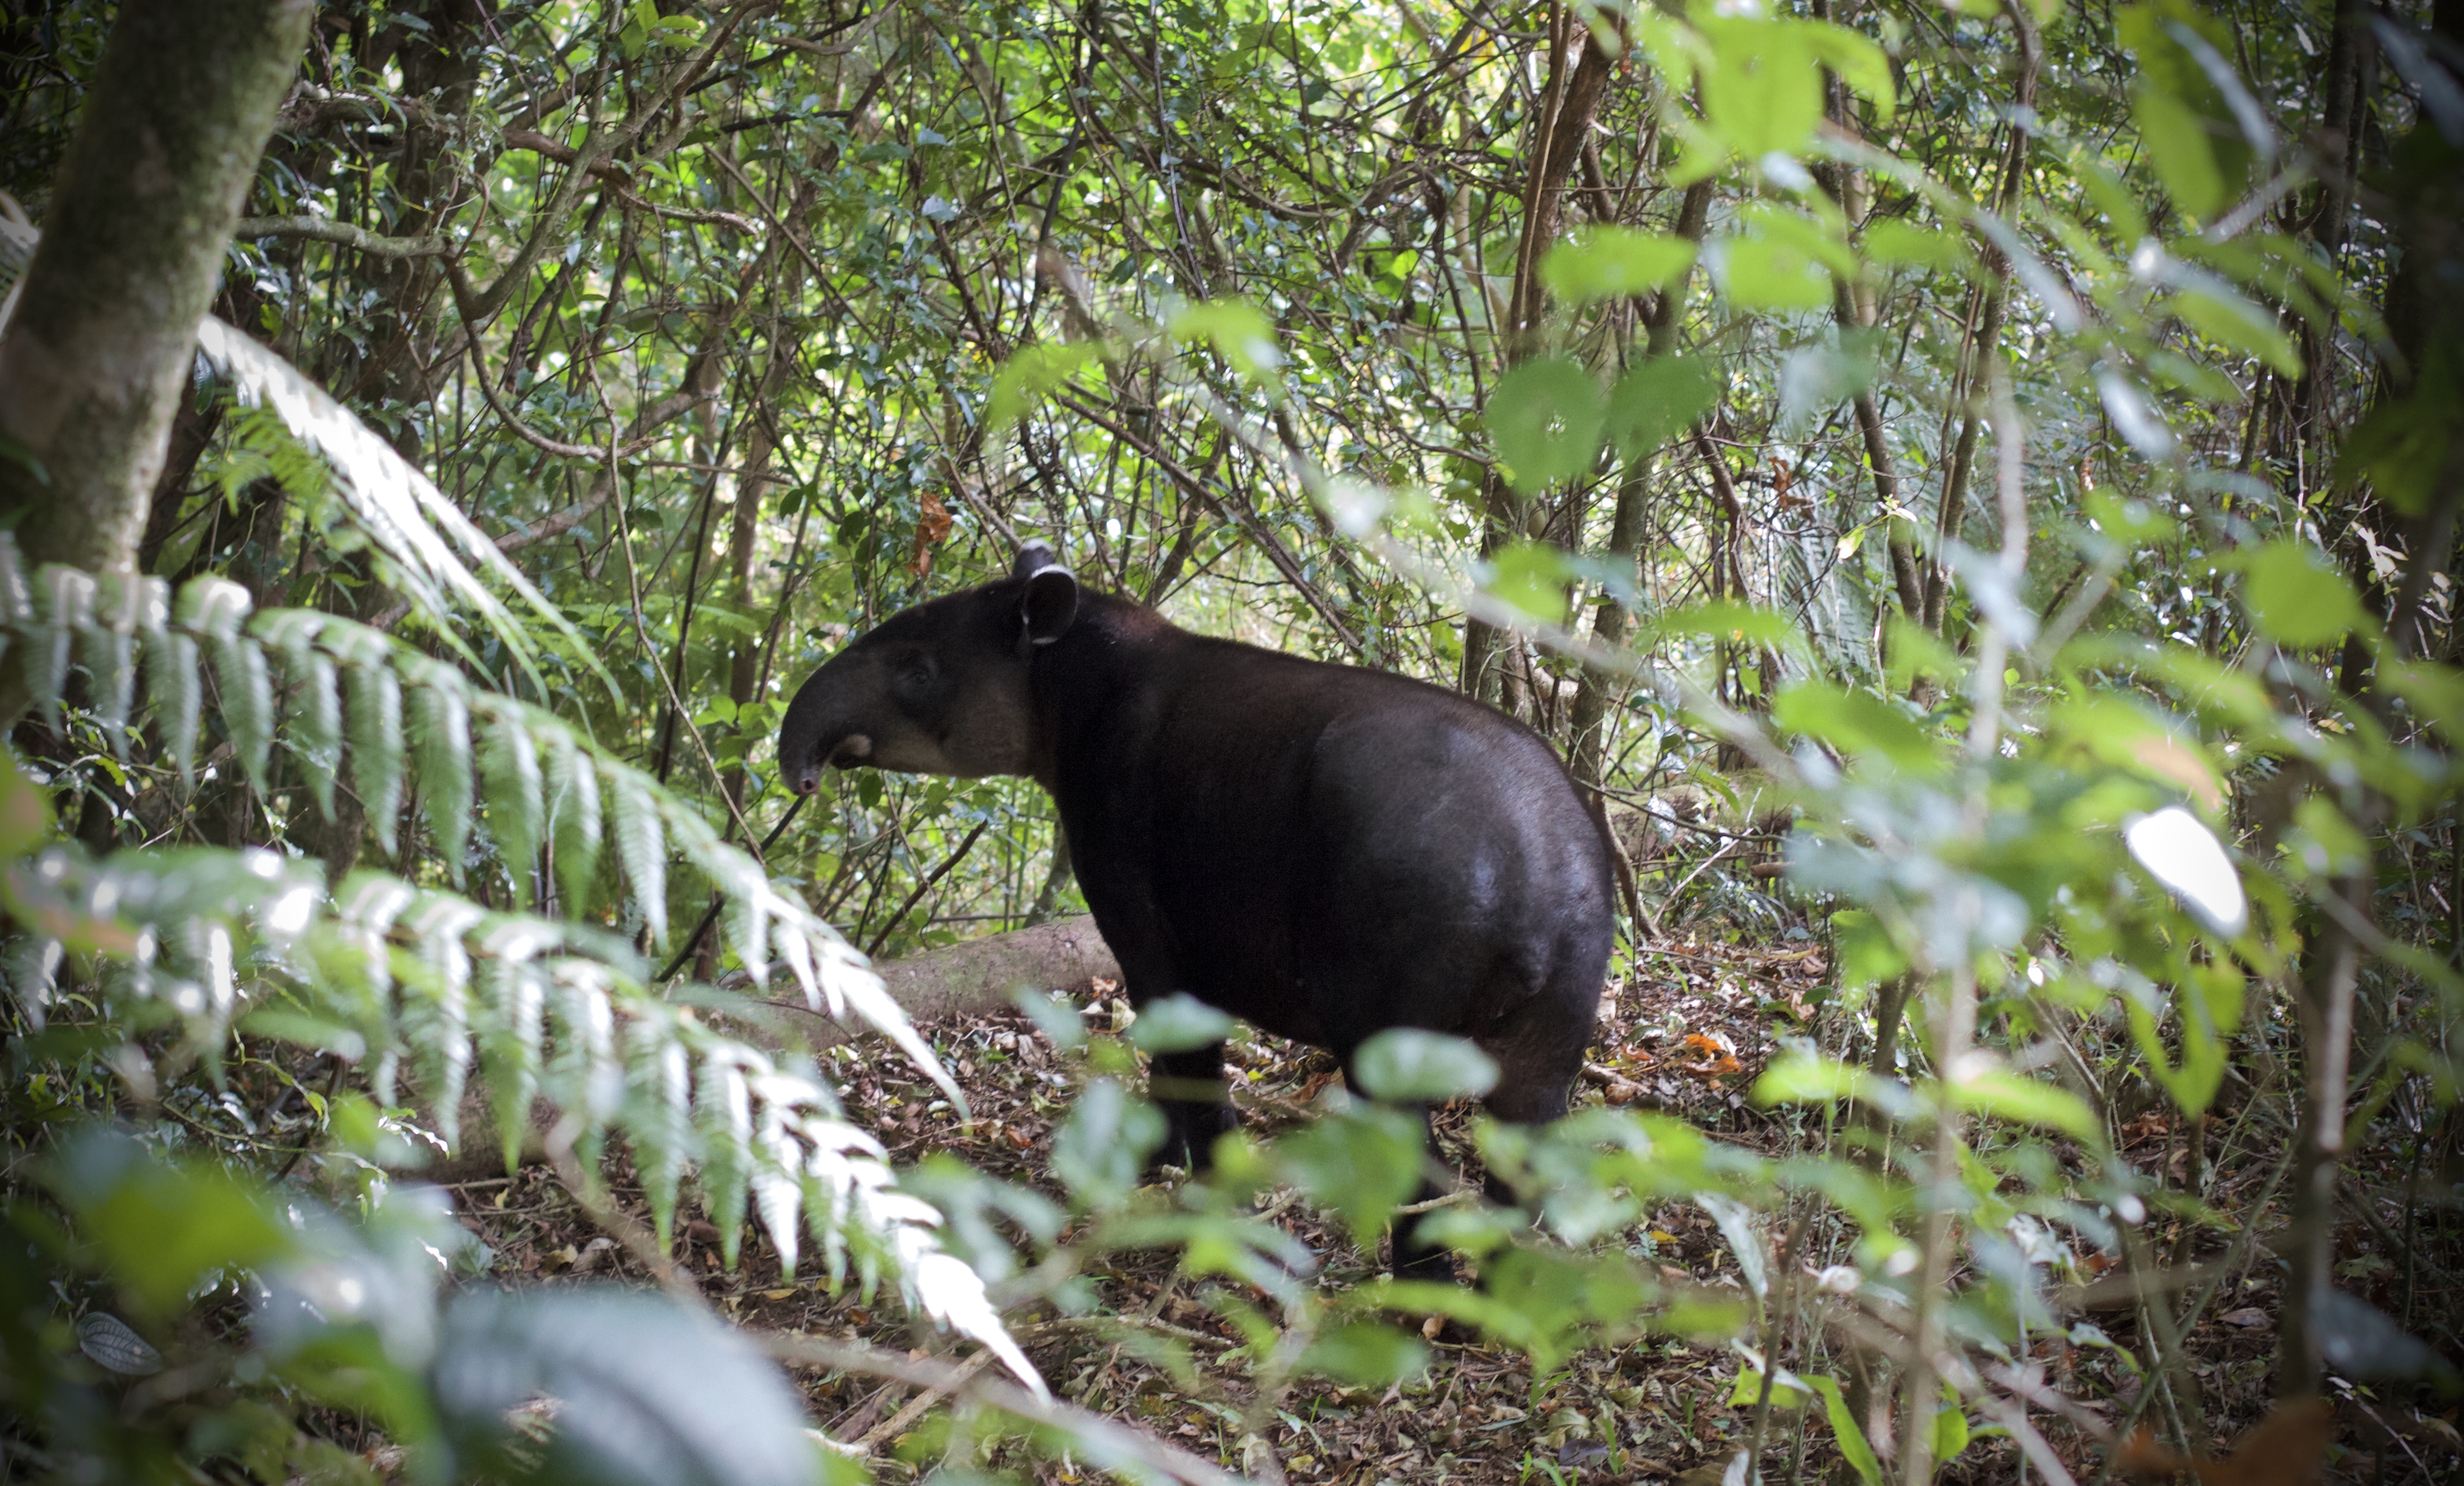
1012,541,1061,581
1020,563,1078,647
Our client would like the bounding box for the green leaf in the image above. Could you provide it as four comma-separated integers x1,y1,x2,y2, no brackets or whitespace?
1538,228,1698,305
147,633,204,786
1770,682,1937,768
1353,1028,1499,1102
1296,1322,1429,1386
606,765,668,947
1717,235,1835,311
1803,23,1898,122
50,1132,292,1317
347,659,406,855
0,750,53,859
1169,298,1283,384
1130,992,1235,1053
1051,1078,1164,1211
479,712,545,907
2169,288,2300,376
2131,81,2225,221
1697,18,1822,159
1278,1104,1424,1243
1604,354,1721,461
1727,1366,1813,1409
543,734,602,916
1830,910,1908,992
1486,355,1605,493
1483,540,1574,625
988,341,1100,432
1949,1069,2100,1140
2237,540,2366,647
1801,1375,1884,1486
410,672,475,886
1860,218,1971,272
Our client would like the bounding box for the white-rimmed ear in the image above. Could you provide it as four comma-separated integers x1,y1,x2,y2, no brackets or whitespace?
1020,563,1078,646
1012,541,1061,581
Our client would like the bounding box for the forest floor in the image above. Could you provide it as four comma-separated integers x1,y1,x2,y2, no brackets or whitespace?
441,936,2461,1486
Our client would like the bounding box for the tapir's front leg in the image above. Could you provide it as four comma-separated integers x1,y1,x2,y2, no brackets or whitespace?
1146,1042,1237,1173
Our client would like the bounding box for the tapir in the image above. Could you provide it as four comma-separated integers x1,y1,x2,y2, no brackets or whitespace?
778,542,1613,1276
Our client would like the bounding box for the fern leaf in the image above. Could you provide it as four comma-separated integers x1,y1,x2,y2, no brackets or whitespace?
545,732,602,916
482,954,545,1174
83,574,146,765
551,959,622,1123
753,1099,806,1279
346,658,406,854
477,707,544,906
24,566,86,732
256,611,340,817
408,664,475,885
696,1048,754,1270
403,894,483,1151
145,633,204,785
625,1013,694,1248
181,578,274,789
605,765,668,947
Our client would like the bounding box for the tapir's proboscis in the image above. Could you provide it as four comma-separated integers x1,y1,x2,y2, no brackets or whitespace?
778,543,1613,1279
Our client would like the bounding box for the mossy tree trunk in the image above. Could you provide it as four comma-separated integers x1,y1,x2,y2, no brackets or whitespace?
0,0,314,577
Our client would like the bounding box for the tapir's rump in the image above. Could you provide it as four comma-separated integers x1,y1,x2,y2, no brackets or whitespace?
780,543,1613,1278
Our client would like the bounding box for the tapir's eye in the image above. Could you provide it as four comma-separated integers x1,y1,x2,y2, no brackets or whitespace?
892,653,937,695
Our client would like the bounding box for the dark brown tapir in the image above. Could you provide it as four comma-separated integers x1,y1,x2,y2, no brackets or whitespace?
778,542,1613,1276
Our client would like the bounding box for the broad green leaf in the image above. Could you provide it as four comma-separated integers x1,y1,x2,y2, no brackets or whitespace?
1353,1028,1499,1102
1771,682,1937,768
1948,1069,2100,1140
1278,1104,1424,1244
1801,1375,1885,1486
2169,289,2300,375
1831,910,1908,992
0,749,51,859
1169,298,1282,383
1539,228,1697,305
1717,236,1833,311
1698,18,1822,159
2237,540,2366,647
1486,355,1604,492
987,341,1100,432
1803,24,1898,121
1727,1366,1813,1409
51,1132,292,1317
1130,992,1235,1053
1296,1322,1429,1386
1483,540,1574,625
1604,354,1721,460
1860,218,1970,271
1051,1078,1164,1211
2131,81,2225,220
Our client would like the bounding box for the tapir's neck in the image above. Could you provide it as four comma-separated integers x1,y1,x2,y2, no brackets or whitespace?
1023,591,1187,788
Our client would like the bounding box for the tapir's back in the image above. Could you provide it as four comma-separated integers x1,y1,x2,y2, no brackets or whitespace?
1036,606,1612,1055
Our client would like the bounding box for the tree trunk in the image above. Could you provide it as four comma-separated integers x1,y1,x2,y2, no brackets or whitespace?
1459,8,1619,704
0,0,314,575
1567,180,1713,790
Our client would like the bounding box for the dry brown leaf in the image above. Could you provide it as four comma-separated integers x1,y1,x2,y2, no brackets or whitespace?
908,491,953,575
2119,1397,2333,1484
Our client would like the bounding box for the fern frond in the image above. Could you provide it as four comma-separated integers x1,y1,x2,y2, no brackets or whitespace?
605,764,669,948
407,661,475,884
192,316,612,696
477,704,544,905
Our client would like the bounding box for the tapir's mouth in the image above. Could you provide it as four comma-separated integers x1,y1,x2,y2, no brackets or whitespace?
826,733,874,770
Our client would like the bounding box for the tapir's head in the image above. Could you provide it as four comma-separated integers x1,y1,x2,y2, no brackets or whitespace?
776,542,1080,794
